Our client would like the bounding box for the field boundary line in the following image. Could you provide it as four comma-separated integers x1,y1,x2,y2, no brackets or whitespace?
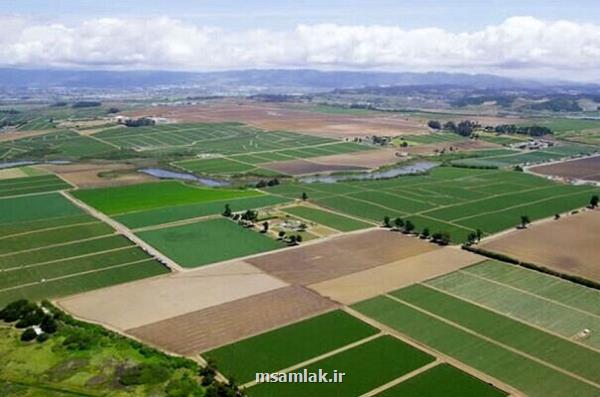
458,269,600,321
359,360,441,397
0,233,115,258
342,306,522,397
281,203,378,227
0,220,100,240
61,191,185,272
241,332,384,389
2,245,136,272
384,294,600,390
0,185,72,200
422,283,600,356
0,258,156,293
333,194,408,216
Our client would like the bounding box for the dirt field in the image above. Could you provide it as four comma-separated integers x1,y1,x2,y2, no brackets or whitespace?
309,248,484,304
285,148,406,170
262,159,368,175
127,101,427,138
481,209,600,282
0,129,53,142
127,286,338,355
530,155,600,182
57,261,287,330
38,162,154,188
0,168,28,179
247,229,437,285
403,139,500,155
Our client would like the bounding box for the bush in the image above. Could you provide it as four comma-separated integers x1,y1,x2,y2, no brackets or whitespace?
20,328,37,342
166,376,203,397
62,329,95,350
40,315,58,334
36,333,50,343
0,300,32,322
119,363,170,386
15,307,44,329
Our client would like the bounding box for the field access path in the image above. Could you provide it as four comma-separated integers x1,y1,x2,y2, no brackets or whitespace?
60,191,185,273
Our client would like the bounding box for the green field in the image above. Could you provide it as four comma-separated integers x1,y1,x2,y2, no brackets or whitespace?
0,174,71,198
353,296,600,397
137,218,284,267
72,181,262,215
282,206,373,231
265,167,599,242
376,364,507,397
116,194,289,229
0,193,169,306
427,261,600,349
247,336,434,397
205,310,378,383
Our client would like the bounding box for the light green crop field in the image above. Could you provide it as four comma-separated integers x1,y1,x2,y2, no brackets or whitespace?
247,335,434,397
265,167,599,242
204,310,378,383
137,218,285,267
72,181,262,215
353,296,600,397
393,284,600,384
376,364,507,397
0,193,169,307
282,206,373,231
116,194,289,229
427,261,600,349
0,174,71,198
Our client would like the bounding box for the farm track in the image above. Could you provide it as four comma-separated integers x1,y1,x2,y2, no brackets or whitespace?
60,191,185,272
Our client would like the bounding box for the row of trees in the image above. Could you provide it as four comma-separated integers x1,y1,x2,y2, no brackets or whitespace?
428,119,554,138
382,216,451,245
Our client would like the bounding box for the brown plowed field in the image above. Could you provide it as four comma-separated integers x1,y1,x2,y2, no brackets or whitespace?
39,162,154,188
481,209,600,282
309,248,483,304
286,148,406,169
126,286,337,355
247,229,437,285
262,159,368,175
57,261,287,330
126,101,426,138
530,155,600,182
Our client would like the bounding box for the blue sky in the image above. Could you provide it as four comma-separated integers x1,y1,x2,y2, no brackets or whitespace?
4,0,600,31
1,1,600,80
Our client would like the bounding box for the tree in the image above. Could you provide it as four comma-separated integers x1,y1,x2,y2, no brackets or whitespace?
431,232,451,246
261,222,269,233
475,229,483,242
403,220,415,234
520,215,531,229
20,328,37,342
222,204,232,217
296,235,303,243
383,216,391,228
428,120,442,130
554,213,561,220
393,217,404,230
288,235,298,246
590,195,599,208
40,315,57,334
278,231,286,240
421,227,430,239
301,192,308,201
466,232,477,245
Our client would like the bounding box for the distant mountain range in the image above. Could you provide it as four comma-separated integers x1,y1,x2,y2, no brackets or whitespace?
0,68,563,90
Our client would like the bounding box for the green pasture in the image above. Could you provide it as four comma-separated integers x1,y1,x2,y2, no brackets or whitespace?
282,206,373,231
72,181,261,215
248,336,434,397
205,310,378,383
137,218,284,267
0,193,83,225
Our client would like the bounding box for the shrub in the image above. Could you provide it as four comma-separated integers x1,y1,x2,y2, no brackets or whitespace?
20,328,37,342
119,363,170,386
36,333,50,343
15,307,44,329
0,300,32,322
40,315,58,334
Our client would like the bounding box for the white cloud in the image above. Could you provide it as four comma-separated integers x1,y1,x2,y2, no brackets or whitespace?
1,15,600,80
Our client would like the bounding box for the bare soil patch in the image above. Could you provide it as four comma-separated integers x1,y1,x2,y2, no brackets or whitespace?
0,168,28,180
530,155,600,182
403,139,500,155
306,148,407,169
126,285,337,355
38,162,154,188
247,229,437,285
126,101,426,138
0,129,53,142
310,248,483,304
57,261,287,330
481,209,600,283
262,159,368,175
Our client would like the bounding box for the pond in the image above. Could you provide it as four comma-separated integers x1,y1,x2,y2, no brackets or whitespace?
139,168,230,187
299,161,438,183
